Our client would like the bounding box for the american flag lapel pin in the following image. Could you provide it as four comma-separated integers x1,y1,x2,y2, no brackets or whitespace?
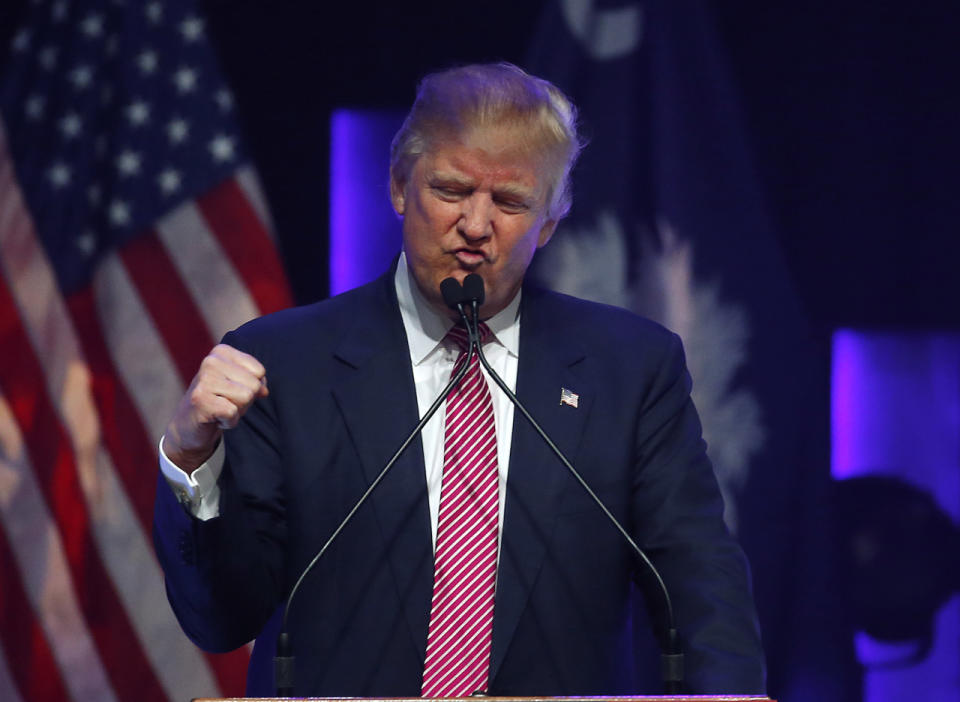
560,387,579,408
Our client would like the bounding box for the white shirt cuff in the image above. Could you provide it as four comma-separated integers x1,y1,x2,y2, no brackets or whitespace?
158,435,225,521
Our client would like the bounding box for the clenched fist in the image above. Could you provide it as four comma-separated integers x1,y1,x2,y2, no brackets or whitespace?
163,344,269,473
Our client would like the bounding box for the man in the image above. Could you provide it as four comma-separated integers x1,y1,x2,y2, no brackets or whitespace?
154,63,766,696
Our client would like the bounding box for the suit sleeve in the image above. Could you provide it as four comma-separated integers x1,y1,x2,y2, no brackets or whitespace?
631,332,766,693
153,328,288,653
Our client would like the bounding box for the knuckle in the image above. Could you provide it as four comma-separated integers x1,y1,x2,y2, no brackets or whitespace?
188,386,206,408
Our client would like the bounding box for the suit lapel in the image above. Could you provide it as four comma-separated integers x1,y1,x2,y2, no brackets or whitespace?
330,274,434,665
327,279,595,678
490,288,594,683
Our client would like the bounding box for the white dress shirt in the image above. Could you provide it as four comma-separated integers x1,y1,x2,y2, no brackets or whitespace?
159,252,520,547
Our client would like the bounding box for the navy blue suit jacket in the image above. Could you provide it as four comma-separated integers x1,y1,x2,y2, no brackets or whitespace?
153,269,765,696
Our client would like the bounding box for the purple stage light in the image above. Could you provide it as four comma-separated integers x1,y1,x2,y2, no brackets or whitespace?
329,109,405,295
831,329,960,702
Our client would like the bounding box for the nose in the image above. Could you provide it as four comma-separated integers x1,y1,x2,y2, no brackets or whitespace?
458,194,493,241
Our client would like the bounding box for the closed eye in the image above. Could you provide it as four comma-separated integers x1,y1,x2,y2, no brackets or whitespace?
429,182,471,200
495,197,530,214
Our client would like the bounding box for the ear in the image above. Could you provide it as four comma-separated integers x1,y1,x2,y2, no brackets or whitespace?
390,174,406,215
536,219,558,248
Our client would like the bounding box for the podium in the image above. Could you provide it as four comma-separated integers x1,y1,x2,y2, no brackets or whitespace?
193,696,775,701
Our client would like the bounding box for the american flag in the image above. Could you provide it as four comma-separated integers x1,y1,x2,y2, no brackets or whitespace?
560,387,579,409
0,1,292,700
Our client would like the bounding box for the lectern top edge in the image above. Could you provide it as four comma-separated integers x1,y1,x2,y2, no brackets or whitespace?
191,696,774,702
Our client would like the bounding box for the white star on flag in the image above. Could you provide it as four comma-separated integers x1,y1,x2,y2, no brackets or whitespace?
25,95,45,119
108,199,131,226
76,231,97,256
11,29,30,52
157,168,182,195
137,49,158,74
167,118,189,144
209,134,235,162
145,1,163,23
173,66,198,93
80,13,104,38
47,162,72,188
215,89,233,111
180,16,205,42
39,46,58,69
59,113,82,138
125,100,151,126
51,0,68,21
115,149,142,177
69,65,93,89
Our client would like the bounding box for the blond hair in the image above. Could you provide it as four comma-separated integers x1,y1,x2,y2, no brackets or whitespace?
390,62,583,220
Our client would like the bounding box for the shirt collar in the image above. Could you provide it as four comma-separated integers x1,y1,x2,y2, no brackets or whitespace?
395,251,521,365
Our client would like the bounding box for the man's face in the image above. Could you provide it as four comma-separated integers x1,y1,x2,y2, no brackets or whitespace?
391,126,558,319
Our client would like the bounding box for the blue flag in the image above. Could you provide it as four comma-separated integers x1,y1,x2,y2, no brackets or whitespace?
526,2,858,699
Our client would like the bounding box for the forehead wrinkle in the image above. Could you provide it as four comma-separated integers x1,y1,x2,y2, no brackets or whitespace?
427,168,473,186
429,159,538,194
417,134,551,210
430,168,539,204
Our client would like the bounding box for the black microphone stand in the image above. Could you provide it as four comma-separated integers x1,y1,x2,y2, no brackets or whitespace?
456,274,684,694
274,280,475,696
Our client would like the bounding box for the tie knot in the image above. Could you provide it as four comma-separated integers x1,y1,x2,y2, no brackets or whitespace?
445,322,491,352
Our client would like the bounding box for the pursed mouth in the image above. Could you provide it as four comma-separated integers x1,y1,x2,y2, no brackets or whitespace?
451,249,489,266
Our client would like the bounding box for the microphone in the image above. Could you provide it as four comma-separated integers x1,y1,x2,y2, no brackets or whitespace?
458,273,685,694
274,277,475,695
440,276,467,310
462,272,485,308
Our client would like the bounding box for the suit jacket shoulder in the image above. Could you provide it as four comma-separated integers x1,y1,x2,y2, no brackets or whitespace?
225,270,399,361
522,284,679,349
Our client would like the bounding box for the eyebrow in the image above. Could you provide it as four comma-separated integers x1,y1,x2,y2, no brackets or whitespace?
428,171,474,187
428,171,535,200
493,183,534,199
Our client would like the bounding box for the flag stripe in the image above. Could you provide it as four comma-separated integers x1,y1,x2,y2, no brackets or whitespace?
89,255,243,698
0,525,69,702
0,164,221,700
0,131,172,700
0,390,119,702
119,231,215,383
67,282,249,696
235,166,274,235
197,646,250,697
3,261,224,702
0,270,167,702
155,194,261,342
196,179,293,315
1,4,290,699
93,254,186,442
0,638,26,702
65,288,164,531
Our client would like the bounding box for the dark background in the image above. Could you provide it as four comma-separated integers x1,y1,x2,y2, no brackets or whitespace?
3,0,957,328
210,0,960,332
2,1,957,698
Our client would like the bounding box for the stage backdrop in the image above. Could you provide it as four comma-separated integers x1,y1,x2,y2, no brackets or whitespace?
522,2,858,700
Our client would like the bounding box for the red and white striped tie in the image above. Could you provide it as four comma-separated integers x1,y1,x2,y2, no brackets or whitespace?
421,322,499,697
